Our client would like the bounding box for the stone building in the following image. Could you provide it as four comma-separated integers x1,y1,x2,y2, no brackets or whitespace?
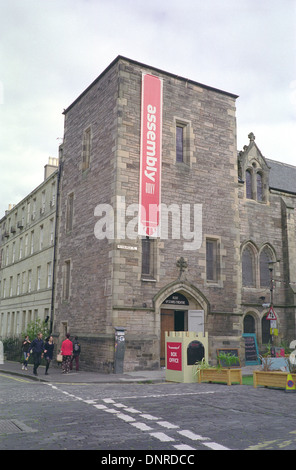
52,55,296,371
238,133,296,348
1,56,295,371
0,158,59,337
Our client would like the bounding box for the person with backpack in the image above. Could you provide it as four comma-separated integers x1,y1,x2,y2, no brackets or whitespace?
71,336,81,372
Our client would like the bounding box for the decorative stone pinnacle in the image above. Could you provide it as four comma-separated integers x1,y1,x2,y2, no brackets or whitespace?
248,132,255,142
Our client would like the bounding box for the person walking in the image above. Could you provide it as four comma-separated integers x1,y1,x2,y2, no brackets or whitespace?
30,332,45,376
44,335,54,375
71,336,81,372
60,333,73,374
22,335,31,370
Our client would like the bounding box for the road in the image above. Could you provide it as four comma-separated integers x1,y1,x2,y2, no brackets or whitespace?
1,372,296,456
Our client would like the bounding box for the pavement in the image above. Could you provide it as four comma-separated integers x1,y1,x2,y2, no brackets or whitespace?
0,360,259,384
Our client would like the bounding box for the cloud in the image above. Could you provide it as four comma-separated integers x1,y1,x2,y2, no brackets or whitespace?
0,0,295,217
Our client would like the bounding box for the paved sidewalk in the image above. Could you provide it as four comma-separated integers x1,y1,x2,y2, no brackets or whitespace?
0,360,259,384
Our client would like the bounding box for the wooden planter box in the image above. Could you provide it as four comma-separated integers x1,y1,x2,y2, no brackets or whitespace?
253,370,296,389
197,368,242,386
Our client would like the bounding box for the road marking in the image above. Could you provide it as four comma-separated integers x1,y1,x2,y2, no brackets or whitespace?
178,430,209,441
140,413,159,420
118,391,216,400
104,408,120,414
44,383,231,450
150,432,175,442
93,404,107,410
157,421,179,429
117,413,136,422
203,441,230,450
131,422,153,431
124,407,141,414
0,373,31,384
174,444,196,450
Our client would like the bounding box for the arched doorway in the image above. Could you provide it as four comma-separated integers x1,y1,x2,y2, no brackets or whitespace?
243,314,255,334
262,314,272,345
154,281,209,367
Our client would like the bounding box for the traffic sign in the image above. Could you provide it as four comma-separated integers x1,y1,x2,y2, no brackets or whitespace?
266,306,277,320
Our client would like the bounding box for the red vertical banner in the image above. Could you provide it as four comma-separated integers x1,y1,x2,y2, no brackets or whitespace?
166,342,182,371
139,73,163,237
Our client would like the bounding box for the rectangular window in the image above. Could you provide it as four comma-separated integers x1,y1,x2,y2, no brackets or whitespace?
17,274,20,295
39,225,44,250
22,272,26,294
47,262,52,288
24,234,28,256
66,193,74,232
50,218,54,245
28,270,32,293
9,276,13,297
176,125,184,163
82,127,91,171
37,266,41,291
19,237,23,259
51,181,56,206
32,198,36,220
206,239,219,282
41,191,46,213
63,260,71,300
141,237,155,278
12,242,15,263
27,202,31,224
30,231,34,254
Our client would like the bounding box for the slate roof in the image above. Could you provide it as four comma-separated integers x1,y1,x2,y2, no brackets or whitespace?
266,159,296,194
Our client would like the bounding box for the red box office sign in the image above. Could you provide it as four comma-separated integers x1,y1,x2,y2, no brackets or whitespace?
139,73,163,237
166,342,182,371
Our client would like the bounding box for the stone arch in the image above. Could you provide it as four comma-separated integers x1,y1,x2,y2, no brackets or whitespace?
154,280,210,367
154,279,210,313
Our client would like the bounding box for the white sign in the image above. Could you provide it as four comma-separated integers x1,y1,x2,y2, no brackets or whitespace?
188,310,204,335
270,320,277,329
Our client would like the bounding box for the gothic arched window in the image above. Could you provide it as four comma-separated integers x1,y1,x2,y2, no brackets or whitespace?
257,172,263,202
244,314,255,334
260,246,273,287
246,170,252,199
242,246,256,287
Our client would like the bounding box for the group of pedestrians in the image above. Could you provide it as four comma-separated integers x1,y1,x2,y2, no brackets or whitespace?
21,332,81,376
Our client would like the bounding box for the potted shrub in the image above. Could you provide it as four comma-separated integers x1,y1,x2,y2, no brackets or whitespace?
253,352,296,389
195,353,242,386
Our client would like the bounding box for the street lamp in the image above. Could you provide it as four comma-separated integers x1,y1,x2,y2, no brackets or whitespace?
268,260,280,350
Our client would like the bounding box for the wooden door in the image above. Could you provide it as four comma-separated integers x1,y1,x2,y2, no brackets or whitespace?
160,309,174,367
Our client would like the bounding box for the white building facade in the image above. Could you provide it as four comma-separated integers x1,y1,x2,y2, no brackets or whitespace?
0,158,58,338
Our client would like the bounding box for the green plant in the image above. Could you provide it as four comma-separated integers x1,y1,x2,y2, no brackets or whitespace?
21,318,50,342
217,352,240,368
193,358,215,377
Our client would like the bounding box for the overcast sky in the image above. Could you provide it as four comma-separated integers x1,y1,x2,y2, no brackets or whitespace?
0,0,295,217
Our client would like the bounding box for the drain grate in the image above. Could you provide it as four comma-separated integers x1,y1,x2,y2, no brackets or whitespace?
0,419,36,435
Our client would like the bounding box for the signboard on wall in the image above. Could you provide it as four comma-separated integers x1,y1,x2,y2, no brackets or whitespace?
242,333,260,365
163,293,189,306
139,73,163,237
166,342,182,371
